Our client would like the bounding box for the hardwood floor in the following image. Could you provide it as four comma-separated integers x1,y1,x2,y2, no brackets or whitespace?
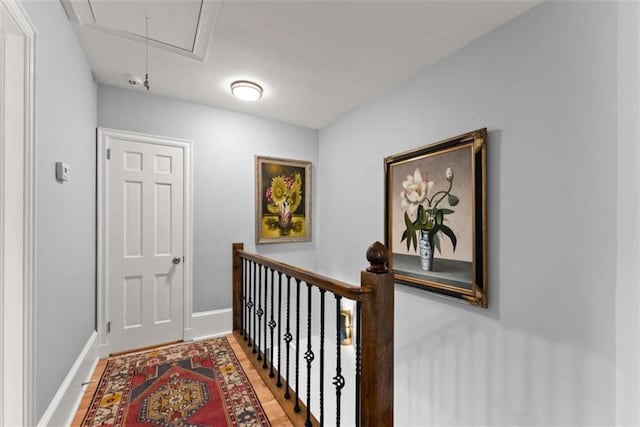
70,358,107,427
70,334,293,426
227,334,294,427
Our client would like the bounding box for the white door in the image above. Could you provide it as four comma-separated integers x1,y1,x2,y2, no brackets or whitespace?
105,131,187,353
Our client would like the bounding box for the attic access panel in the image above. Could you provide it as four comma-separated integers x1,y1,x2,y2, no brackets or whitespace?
61,0,220,60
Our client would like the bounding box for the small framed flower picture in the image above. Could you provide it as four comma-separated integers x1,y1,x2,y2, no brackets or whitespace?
384,129,488,307
255,156,312,244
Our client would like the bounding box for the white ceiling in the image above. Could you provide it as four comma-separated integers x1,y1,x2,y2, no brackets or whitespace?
63,0,539,129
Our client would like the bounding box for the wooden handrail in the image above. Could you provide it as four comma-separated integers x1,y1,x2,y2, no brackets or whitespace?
232,242,394,427
236,248,371,301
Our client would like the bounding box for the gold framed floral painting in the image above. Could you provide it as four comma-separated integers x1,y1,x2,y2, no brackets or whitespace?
384,129,488,307
255,156,312,244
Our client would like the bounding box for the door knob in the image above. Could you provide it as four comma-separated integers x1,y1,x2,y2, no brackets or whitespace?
172,257,181,265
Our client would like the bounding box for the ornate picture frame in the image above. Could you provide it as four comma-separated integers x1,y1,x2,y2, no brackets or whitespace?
255,155,312,244
384,129,488,307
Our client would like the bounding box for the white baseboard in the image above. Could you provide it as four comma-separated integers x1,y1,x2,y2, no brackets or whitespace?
38,331,99,427
191,308,232,341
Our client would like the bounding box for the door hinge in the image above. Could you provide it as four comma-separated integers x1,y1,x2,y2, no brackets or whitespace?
106,148,111,159
107,321,111,334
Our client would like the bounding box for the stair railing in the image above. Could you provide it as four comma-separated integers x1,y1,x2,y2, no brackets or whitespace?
232,242,394,427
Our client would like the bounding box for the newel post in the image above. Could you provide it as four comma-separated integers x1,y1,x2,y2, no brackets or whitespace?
232,242,244,332
360,241,394,426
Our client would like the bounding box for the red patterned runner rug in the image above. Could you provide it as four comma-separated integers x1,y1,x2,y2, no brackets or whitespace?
81,337,271,426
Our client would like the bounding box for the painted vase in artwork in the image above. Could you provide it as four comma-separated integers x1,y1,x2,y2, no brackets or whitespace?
278,202,293,235
400,167,459,272
419,230,433,271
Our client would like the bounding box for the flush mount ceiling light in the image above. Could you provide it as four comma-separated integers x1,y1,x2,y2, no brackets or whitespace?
230,80,263,101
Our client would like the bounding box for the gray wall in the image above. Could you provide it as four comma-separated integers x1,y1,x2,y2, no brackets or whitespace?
317,2,621,425
22,1,98,420
98,86,319,312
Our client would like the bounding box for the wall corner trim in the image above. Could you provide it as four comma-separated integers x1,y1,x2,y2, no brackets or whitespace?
37,332,99,427
0,1,36,425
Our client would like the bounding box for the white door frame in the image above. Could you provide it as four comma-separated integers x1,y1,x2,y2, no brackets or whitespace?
0,0,36,425
97,127,193,357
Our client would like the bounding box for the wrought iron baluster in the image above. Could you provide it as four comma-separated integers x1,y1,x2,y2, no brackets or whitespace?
276,271,283,387
269,268,276,377
333,295,345,427
241,258,245,338
355,301,362,426
249,261,256,349
256,263,263,358
244,259,249,340
319,289,326,427
304,283,314,427
294,278,302,412
245,259,249,340
263,265,268,369
284,275,292,399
